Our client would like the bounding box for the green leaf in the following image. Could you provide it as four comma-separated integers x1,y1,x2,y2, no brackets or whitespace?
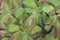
4,3,10,12
39,2,49,9
25,8,34,13
13,32,22,40
2,38,8,40
39,12,47,25
7,0,12,6
23,0,37,9
8,25,19,33
42,5,53,13
34,12,39,24
13,0,18,8
46,34,55,40
7,17,16,26
15,8,24,17
58,36,60,40
45,25,51,31
21,31,27,40
0,13,9,24
50,15,56,24
19,20,23,24
52,0,60,6
34,26,41,33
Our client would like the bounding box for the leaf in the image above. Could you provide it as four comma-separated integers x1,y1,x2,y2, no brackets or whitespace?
25,8,34,13
8,25,19,33
13,0,18,8
42,5,54,13
52,0,60,6
7,17,16,26
45,25,51,31
23,0,37,9
49,15,56,24
46,34,55,40
19,20,23,24
13,32,22,40
39,12,47,25
34,26,41,33
7,0,12,6
15,8,24,17
21,31,27,40
2,38,8,40
58,36,60,40
34,12,39,25
0,13,9,24
4,3,10,12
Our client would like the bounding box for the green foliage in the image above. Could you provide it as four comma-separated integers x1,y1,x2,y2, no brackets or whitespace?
6,0,12,6
7,25,19,33
25,8,34,13
4,3,10,12
2,38,8,40
13,0,18,8
34,25,41,33
42,5,53,13
7,17,16,26
23,0,37,9
0,13,9,24
15,8,24,17
52,0,60,6
0,0,60,40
